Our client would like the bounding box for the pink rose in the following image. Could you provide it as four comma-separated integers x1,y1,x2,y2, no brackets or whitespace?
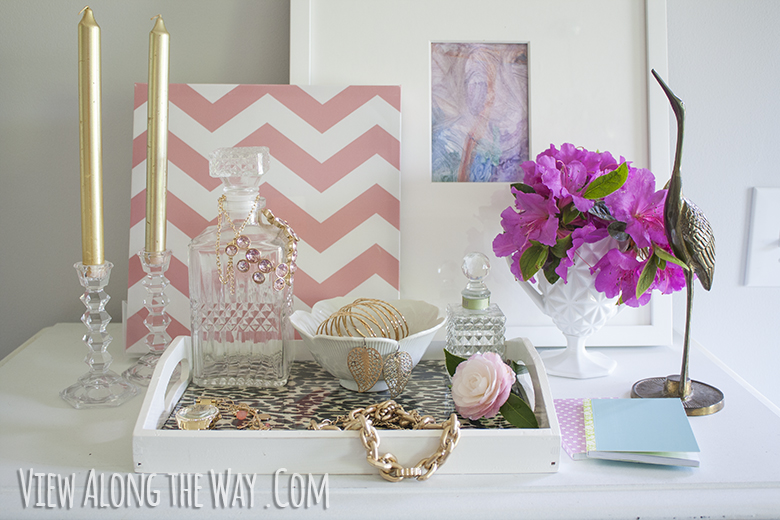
451,352,515,420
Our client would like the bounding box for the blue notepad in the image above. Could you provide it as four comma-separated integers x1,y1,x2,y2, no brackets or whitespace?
584,398,700,467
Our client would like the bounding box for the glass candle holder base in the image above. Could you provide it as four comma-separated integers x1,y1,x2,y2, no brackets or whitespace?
61,371,138,409
122,250,173,387
122,352,163,387
61,262,137,409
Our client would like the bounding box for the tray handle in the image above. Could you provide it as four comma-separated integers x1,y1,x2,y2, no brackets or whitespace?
138,336,192,430
506,337,558,430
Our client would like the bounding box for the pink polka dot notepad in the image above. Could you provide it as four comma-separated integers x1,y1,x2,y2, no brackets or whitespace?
554,398,590,460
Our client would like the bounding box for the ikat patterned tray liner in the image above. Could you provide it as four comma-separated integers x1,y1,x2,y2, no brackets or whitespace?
161,360,514,431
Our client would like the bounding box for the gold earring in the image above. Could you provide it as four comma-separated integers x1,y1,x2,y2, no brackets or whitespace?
382,346,413,398
347,339,383,392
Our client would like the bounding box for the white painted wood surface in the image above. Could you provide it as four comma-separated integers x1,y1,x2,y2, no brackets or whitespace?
1,323,779,518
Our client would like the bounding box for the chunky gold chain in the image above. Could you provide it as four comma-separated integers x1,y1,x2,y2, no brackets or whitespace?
309,400,460,482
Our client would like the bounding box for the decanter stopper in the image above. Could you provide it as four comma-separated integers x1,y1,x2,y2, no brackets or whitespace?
210,146,270,191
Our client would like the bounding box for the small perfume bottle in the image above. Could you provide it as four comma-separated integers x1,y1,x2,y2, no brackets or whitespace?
446,252,506,359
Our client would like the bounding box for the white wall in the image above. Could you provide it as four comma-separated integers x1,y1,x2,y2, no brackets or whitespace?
1,0,778,406
666,0,780,405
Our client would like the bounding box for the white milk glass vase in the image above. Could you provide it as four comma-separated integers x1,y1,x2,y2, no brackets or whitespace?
515,239,620,379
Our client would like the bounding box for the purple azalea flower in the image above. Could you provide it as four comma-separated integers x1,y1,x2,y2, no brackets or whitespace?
512,190,559,247
521,159,550,197
539,156,594,213
493,206,527,257
506,250,524,281
554,143,618,176
604,167,666,249
653,253,687,294
592,249,651,307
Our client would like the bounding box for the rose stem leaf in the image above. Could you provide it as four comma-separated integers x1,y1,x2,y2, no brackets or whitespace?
508,360,528,375
444,349,468,377
499,393,539,429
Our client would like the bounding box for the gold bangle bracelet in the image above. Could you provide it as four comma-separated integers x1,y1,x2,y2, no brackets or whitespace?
316,298,409,340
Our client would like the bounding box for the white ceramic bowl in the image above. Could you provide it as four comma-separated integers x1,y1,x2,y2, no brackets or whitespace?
290,297,445,391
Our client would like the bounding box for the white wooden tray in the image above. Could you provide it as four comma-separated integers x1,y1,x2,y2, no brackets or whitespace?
132,337,560,475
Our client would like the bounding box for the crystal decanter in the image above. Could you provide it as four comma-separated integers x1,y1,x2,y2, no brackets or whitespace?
188,147,296,387
445,252,506,359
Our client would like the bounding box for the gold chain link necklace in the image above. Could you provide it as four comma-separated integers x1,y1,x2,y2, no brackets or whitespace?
309,400,461,482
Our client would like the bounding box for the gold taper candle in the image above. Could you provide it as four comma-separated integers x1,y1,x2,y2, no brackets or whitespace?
78,6,104,265
144,15,170,253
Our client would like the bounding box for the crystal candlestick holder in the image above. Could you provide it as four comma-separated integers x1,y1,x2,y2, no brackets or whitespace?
123,250,173,386
61,262,138,408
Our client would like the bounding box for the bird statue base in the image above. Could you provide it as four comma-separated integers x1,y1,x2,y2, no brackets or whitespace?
631,374,724,416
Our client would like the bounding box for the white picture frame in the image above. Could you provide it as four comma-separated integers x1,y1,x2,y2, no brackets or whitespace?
290,0,673,347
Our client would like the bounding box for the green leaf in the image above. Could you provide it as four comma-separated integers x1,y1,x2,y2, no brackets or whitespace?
510,183,536,195
588,200,616,221
550,235,573,258
519,242,549,280
583,162,629,199
607,221,629,241
508,360,528,375
543,257,561,285
636,255,658,299
499,393,539,429
444,349,467,377
560,202,580,225
654,247,690,271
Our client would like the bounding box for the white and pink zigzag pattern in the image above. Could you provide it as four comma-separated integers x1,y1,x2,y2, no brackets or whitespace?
126,84,401,353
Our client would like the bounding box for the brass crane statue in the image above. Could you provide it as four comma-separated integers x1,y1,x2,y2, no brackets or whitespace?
631,70,724,415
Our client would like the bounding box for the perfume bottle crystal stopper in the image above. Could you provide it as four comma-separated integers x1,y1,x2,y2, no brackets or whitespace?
461,252,492,310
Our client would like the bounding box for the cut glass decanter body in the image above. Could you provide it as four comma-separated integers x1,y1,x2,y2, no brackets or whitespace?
446,252,506,359
189,147,294,387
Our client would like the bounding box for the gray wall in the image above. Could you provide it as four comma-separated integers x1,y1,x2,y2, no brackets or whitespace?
0,1,290,354
1,0,778,406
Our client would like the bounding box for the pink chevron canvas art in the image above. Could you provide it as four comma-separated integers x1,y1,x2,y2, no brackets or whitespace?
125,84,401,353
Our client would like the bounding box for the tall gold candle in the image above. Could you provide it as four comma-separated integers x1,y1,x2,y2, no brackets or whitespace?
78,6,104,266
144,15,170,253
